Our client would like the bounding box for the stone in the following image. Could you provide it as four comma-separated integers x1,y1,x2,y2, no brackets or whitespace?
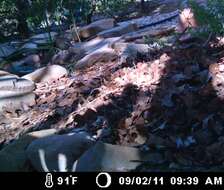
0,77,35,98
29,32,58,44
98,23,137,38
0,70,18,79
22,65,68,83
66,37,121,65
51,50,74,65
0,129,57,172
123,26,176,42
55,37,72,50
0,92,35,112
19,32,58,50
112,43,150,64
20,43,38,50
0,76,36,112
78,19,115,39
71,37,121,56
117,10,179,29
9,54,41,76
26,133,95,172
112,43,150,54
0,43,17,58
134,38,146,44
74,46,118,70
76,142,164,172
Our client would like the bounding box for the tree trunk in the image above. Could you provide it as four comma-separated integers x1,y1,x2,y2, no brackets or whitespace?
15,0,30,38
141,0,146,13
87,0,96,24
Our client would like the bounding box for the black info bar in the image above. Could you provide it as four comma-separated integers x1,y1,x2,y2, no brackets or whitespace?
1,172,224,189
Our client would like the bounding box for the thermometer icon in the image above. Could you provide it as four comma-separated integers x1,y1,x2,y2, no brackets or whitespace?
45,173,54,188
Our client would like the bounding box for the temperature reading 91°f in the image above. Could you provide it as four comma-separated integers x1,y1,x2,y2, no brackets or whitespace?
57,175,78,186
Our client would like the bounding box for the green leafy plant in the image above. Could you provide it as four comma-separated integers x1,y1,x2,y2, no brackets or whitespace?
190,0,224,35
0,0,138,42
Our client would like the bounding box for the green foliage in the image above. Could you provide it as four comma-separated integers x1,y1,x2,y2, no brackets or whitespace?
96,0,134,17
0,0,80,41
0,0,17,38
0,0,136,42
190,0,224,35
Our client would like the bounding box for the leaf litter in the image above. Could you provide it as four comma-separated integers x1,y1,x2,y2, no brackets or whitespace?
2,14,224,172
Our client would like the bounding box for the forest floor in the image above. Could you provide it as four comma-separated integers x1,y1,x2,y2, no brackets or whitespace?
1,0,224,172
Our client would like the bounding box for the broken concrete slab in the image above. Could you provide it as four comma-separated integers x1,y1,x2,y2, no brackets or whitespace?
123,26,176,42
0,77,35,99
0,92,36,112
74,46,118,70
112,42,150,54
118,10,179,29
79,18,115,39
0,70,18,79
71,37,122,55
51,37,122,66
0,73,35,112
98,23,137,38
29,32,58,44
20,42,38,50
112,42,151,64
22,65,68,83
8,54,41,76
0,43,17,58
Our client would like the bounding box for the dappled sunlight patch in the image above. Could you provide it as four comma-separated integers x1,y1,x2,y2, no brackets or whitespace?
178,8,198,32
112,53,170,90
208,61,224,100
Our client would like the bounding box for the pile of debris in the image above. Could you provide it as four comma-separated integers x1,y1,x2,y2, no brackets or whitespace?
1,1,224,172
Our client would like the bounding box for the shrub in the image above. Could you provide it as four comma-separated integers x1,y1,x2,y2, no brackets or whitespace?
190,0,224,35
